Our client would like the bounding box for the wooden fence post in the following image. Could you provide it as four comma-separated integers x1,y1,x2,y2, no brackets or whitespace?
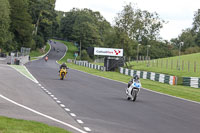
171,59,173,70
166,59,168,69
157,59,158,67
188,61,190,72
182,60,184,71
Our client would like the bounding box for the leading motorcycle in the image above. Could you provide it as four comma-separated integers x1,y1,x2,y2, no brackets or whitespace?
59,68,68,80
125,79,141,101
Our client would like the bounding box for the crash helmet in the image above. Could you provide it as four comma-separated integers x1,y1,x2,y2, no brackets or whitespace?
133,74,139,80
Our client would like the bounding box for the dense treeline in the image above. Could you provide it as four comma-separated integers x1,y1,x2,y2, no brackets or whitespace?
171,9,200,55
57,4,172,60
0,0,199,60
0,0,57,52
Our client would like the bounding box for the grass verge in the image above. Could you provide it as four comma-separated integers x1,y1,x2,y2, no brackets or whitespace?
10,65,38,83
54,40,78,62
0,116,71,133
29,43,50,60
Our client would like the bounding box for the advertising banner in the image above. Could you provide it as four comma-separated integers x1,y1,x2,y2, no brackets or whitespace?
94,47,123,57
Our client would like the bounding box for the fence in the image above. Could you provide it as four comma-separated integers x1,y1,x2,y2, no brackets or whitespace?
135,57,200,73
119,67,177,85
74,60,106,71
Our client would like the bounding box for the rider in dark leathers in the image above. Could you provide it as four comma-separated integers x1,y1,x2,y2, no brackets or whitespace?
59,63,68,73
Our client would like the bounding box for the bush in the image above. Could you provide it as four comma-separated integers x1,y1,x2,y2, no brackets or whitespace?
81,49,92,62
184,46,200,54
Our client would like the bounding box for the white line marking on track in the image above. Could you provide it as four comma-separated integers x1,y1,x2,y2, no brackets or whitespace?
47,92,52,95
0,94,88,133
38,84,41,86
84,127,91,132
77,120,84,124
23,66,39,83
59,43,68,61
41,87,44,89
70,113,76,117
64,108,70,112
53,97,58,100
60,104,65,108
56,100,61,103
71,68,200,105
50,95,54,97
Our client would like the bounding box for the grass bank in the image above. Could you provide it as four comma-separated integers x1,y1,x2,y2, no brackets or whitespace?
58,40,78,62
57,40,200,102
29,43,50,60
129,53,200,77
0,116,71,133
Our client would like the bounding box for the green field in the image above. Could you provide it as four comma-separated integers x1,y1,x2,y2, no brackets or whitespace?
129,53,200,77
0,116,71,133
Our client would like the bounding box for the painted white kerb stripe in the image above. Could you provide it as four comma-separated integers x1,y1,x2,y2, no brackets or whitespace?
0,94,87,133
59,43,68,61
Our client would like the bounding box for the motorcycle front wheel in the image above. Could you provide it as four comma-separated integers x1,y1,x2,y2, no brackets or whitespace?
60,73,65,80
131,89,137,101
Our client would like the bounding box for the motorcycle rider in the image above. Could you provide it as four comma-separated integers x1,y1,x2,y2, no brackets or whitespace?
127,74,140,98
60,63,67,69
59,63,68,73
45,55,48,62
128,74,140,87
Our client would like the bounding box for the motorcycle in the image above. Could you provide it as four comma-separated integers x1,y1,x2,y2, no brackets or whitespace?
125,79,141,101
45,56,48,62
59,68,68,80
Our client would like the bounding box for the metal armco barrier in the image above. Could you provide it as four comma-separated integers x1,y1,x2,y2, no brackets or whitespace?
119,67,177,85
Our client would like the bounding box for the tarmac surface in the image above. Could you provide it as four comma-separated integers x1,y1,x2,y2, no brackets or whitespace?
0,53,84,132
24,41,200,133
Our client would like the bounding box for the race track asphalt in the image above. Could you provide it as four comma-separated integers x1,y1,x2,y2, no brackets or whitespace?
0,60,83,132
26,41,200,133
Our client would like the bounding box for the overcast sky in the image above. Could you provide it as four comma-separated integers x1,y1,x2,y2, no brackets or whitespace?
55,0,200,41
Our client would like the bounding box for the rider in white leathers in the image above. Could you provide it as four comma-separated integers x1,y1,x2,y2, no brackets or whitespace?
127,75,141,98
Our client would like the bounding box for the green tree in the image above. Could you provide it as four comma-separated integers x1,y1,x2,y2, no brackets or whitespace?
29,0,57,48
115,3,165,44
192,9,200,33
60,8,111,50
0,0,13,51
114,3,167,60
9,0,34,50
